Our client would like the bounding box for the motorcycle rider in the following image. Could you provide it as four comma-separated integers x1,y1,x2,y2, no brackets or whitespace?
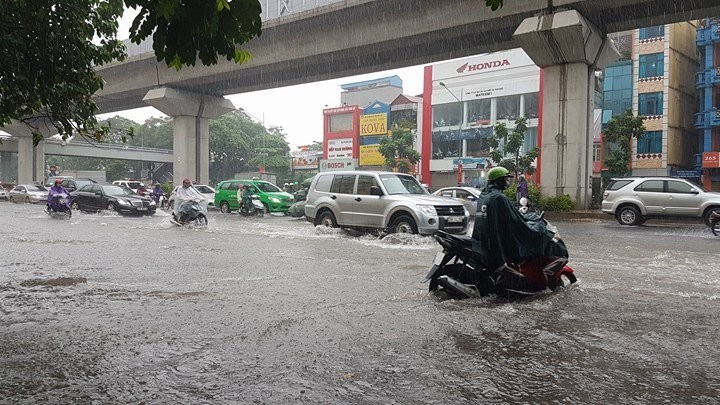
45,178,71,214
150,183,165,205
173,178,204,223
471,166,567,271
237,184,254,213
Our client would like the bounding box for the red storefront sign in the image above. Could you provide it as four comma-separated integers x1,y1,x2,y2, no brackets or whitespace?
702,152,720,168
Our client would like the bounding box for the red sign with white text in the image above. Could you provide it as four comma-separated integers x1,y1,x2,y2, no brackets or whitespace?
702,152,720,168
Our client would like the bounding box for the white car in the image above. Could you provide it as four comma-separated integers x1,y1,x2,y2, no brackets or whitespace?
168,184,216,208
8,184,48,203
112,180,146,194
433,186,482,216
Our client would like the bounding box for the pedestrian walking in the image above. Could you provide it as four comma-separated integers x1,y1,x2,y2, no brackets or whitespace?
517,174,529,203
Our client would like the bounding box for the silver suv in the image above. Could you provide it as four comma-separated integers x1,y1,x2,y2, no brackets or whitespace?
601,177,720,226
304,171,469,235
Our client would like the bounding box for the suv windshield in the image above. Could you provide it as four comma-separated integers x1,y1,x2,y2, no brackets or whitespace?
255,182,282,193
379,174,427,195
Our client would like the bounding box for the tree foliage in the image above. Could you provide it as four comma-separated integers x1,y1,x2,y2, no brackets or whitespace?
603,109,646,176
1,0,262,145
487,117,539,176
378,126,420,174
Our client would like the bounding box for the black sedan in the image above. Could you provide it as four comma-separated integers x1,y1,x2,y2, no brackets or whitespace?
71,184,156,215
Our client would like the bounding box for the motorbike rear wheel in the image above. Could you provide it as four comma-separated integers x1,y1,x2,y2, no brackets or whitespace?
712,220,720,236
193,214,208,226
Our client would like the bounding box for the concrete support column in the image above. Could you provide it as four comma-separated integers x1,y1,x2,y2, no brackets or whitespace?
514,10,619,209
144,87,235,186
17,136,45,184
0,151,12,182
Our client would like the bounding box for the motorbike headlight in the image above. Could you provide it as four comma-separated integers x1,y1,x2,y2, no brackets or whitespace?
417,205,437,216
270,197,280,203
149,200,156,206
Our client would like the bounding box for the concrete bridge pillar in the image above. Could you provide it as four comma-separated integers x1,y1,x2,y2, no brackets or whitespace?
513,9,619,209
0,152,12,183
2,120,53,184
143,87,235,185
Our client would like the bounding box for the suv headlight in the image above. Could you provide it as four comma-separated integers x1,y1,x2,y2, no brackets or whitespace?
417,205,437,216
270,197,280,203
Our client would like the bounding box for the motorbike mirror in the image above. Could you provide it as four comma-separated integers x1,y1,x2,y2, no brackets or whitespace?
369,185,383,196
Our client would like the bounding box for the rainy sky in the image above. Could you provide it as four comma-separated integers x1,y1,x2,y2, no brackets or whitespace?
100,7,425,150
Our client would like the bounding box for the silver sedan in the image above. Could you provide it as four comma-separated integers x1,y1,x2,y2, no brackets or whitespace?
8,184,48,203
432,186,481,216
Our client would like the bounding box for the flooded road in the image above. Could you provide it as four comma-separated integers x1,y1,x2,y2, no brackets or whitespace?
1,202,718,404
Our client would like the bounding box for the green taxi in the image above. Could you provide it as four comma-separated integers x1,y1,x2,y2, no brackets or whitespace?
214,179,294,214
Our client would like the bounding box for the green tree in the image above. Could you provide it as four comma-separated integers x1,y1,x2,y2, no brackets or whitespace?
1,0,262,145
487,117,539,176
378,126,420,174
603,109,646,176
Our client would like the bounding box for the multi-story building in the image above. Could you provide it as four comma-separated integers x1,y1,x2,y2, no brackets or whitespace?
420,48,540,188
696,18,720,190
631,23,700,179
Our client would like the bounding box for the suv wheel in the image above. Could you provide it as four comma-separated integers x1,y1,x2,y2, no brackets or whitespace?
616,205,641,226
220,201,230,213
390,215,418,234
316,211,337,228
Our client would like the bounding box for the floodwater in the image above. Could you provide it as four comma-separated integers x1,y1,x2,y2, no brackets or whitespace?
1,202,719,404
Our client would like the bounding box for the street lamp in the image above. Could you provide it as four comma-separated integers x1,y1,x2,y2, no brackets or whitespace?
439,82,462,103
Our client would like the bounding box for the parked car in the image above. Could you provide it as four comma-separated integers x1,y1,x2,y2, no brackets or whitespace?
112,180,146,194
432,186,481,216
8,184,48,203
168,184,216,208
0,187,7,200
45,176,73,187
60,178,98,192
601,177,720,226
214,179,294,214
71,184,156,215
304,171,469,235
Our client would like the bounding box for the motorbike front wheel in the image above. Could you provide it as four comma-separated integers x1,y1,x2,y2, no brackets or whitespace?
193,214,208,226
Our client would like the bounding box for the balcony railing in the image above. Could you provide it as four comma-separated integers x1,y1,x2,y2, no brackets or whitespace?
695,109,720,128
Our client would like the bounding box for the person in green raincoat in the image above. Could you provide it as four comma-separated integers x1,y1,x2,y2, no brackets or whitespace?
471,167,568,271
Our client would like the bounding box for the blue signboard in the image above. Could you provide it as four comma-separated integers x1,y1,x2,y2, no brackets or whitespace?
674,170,702,178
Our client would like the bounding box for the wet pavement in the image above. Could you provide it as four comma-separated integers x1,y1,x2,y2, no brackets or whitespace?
1,201,719,404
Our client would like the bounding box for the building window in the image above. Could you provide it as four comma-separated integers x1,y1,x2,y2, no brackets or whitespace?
521,127,538,155
432,138,461,159
467,137,491,157
638,92,663,116
329,113,353,132
593,143,601,162
523,92,539,119
496,95,520,121
637,131,662,154
467,99,491,125
432,102,462,128
639,53,664,78
639,25,664,40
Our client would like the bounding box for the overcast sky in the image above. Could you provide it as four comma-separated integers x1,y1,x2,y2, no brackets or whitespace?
100,8,425,150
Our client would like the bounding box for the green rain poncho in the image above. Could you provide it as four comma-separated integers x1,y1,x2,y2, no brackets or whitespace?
471,183,568,270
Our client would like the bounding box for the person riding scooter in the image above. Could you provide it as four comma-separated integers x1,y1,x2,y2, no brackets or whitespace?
238,184,254,212
471,166,568,271
45,178,72,215
172,178,205,224
150,184,165,205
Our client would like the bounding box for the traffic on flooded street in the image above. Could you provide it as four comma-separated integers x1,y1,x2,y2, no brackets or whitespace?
1,203,718,404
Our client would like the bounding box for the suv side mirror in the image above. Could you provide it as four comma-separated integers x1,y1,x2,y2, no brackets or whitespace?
370,185,383,196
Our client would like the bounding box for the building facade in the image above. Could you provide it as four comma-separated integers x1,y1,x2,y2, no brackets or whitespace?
696,17,720,190
420,49,541,188
631,23,700,179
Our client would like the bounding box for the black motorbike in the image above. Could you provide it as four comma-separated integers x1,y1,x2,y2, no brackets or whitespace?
426,211,577,300
172,199,208,226
710,211,720,236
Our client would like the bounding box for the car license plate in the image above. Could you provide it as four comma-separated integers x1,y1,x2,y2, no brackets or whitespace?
137,207,148,211
447,216,463,223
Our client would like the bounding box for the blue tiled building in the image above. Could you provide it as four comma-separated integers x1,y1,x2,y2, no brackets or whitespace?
696,18,720,190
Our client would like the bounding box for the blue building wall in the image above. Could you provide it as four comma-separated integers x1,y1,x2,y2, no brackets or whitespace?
696,18,720,156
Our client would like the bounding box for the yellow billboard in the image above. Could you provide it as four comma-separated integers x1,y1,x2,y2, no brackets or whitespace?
359,113,387,136
359,144,385,166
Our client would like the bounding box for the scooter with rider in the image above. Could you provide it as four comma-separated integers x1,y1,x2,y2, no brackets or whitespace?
45,178,73,219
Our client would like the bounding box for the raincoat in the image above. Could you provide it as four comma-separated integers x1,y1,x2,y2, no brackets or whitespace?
173,185,204,217
47,184,71,210
150,186,164,203
471,183,568,270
